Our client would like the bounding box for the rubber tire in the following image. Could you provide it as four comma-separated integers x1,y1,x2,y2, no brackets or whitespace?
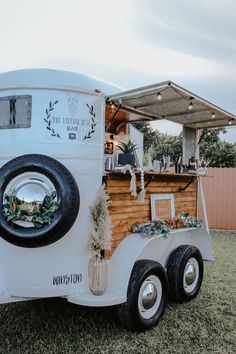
167,245,203,303
117,260,168,331
0,154,80,248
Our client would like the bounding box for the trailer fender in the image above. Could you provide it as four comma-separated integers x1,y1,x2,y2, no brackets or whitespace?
107,228,212,302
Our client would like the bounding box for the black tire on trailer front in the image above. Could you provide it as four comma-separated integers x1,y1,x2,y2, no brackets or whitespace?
167,245,204,303
0,154,80,248
117,260,168,331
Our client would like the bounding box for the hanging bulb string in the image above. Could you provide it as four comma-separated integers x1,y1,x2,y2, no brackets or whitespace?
137,168,145,204
122,164,137,197
114,87,169,102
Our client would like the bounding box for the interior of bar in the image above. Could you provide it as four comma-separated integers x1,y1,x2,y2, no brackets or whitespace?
103,81,236,256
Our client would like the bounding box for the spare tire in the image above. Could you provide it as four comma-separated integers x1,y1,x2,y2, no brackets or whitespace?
0,154,80,248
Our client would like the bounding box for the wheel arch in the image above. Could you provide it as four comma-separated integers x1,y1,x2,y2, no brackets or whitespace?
107,228,212,303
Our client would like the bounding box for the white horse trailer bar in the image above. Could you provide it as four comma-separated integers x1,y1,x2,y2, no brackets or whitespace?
0,69,232,331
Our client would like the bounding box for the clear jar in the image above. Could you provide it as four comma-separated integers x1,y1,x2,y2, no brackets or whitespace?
89,255,108,296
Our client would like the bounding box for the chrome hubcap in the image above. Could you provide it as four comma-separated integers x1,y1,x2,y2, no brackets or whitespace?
141,283,158,310
185,264,196,285
138,275,162,319
3,172,58,228
183,258,199,293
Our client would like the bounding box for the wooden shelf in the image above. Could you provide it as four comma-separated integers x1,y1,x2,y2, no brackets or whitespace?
106,170,198,180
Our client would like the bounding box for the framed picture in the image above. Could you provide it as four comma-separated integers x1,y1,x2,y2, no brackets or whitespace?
105,142,114,154
150,194,175,222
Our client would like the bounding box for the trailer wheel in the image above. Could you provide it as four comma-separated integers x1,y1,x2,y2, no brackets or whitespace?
117,260,168,331
0,154,80,248
167,245,203,303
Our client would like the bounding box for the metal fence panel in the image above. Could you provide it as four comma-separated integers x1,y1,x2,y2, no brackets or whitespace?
198,168,236,230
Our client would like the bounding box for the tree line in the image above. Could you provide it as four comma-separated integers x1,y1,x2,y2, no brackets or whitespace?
135,123,236,168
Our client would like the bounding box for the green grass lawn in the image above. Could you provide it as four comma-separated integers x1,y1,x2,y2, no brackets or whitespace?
0,231,235,354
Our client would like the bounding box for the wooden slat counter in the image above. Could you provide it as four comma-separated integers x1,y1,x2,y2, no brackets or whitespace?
105,171,198,258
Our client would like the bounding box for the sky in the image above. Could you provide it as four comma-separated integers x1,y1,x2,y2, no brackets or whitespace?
0,0,235,142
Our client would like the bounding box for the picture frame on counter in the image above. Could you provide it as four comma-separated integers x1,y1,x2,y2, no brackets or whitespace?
150,193,175,222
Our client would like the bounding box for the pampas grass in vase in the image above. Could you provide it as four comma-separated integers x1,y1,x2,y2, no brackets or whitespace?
88,184,112,295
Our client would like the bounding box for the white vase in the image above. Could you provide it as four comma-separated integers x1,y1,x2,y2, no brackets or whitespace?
89,255,108,296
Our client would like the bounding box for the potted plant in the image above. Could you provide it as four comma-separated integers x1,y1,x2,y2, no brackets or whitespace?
117,140,137,166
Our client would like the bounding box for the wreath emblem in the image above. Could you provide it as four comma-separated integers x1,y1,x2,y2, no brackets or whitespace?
83,104,97,140
44,100,61,138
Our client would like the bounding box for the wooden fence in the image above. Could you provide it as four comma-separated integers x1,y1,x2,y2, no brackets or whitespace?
198,168,236,230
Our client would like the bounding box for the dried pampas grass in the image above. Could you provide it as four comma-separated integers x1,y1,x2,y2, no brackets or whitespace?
88,184,112,253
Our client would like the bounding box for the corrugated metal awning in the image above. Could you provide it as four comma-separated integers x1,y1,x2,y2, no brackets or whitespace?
106,81,236,129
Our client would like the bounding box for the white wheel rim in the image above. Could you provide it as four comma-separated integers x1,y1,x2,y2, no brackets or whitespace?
183,258,199,293
138,275,162,320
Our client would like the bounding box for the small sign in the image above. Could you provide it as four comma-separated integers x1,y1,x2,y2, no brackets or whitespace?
151,194,175,222
155,199,172,221
43,97,97,143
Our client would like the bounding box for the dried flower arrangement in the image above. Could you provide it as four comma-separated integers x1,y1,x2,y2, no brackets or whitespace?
88,185,112,295
88,184,112,254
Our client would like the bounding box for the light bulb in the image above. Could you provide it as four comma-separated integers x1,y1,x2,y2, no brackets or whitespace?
110,102,115,109
211,112,216,119
188,101,193,112
157,92,162,101
228,117,235,125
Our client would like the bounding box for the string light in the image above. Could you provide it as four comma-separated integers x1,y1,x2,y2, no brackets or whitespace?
157,92,163,101
110,101,115,109
228,117,235,125
211,112,216,119
188,100,193,112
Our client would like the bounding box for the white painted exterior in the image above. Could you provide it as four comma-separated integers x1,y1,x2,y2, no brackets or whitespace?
0,69,213,307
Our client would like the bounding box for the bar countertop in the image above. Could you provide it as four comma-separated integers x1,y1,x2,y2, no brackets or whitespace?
105,170,199,180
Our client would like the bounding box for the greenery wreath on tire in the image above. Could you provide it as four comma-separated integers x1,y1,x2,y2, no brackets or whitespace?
0,154,80,248
3,192,60,228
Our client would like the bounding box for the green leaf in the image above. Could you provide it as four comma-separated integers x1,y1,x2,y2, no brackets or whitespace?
117,140,137,153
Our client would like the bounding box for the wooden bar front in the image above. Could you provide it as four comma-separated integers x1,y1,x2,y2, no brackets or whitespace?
106,172,198,258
